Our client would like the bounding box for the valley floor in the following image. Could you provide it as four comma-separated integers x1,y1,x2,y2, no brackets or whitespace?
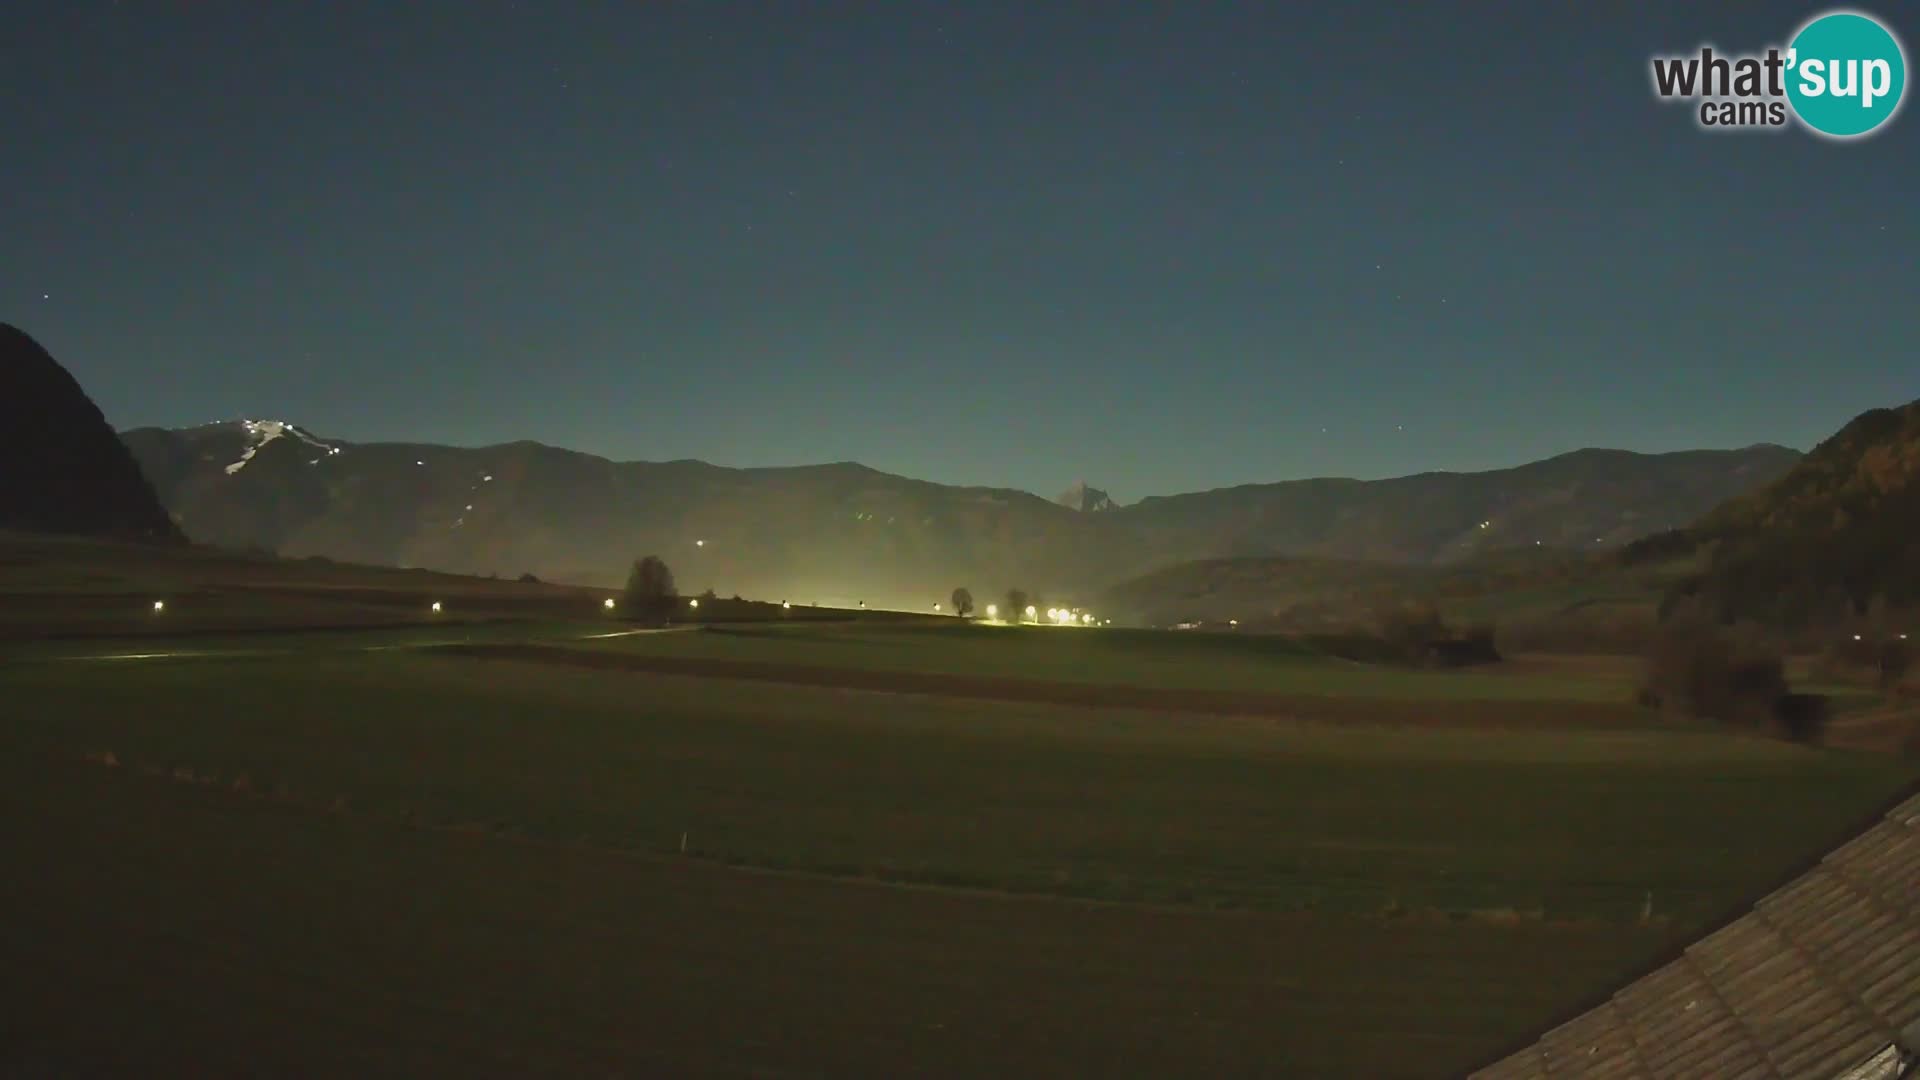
4,614,1915,1076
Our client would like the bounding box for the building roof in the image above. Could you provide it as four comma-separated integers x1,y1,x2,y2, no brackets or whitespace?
1472,790,1920,1079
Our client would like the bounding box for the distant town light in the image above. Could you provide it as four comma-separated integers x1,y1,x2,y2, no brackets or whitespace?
689,598,699,609
1230,619,1239,626
1853,633,1863,641
985,604,998,618
1045,608,1058,620
933,603,942,612
151,600,165,613
782,601,791,609
1082,613,1093,624
430,601,442,613
1024,605,1037,619
603,598,616,610
695,539,705,547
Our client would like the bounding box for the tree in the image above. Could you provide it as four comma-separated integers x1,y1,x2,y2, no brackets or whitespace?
1641,613,1788,728
623,556,677,623
1005,589,1030,623
951,587,975,618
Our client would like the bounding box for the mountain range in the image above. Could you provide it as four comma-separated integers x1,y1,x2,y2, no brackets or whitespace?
118,417,1801,609
6,320,1904,638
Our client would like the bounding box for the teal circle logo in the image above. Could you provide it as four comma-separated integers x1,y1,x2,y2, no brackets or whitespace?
1786,11,1907,138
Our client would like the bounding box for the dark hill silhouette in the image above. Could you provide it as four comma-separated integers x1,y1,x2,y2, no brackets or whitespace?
0,324,181,542
1634,398,1920,624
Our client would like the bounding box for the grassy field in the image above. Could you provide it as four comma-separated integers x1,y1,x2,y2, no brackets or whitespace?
6,540,1917,1075
573,620,1648,703
0,757,1663,1078
7,648,1908,922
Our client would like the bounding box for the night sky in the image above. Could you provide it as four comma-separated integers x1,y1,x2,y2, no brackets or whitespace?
5,2,1915,502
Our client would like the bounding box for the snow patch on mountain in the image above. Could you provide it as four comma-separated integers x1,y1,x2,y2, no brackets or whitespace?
1056,481,1117,513
225,419,337,475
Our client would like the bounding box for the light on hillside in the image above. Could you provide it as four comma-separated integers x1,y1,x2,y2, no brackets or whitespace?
689,598,699,609
430,601,442,613
1024,605,1037,619
985,604,998,618
1082,613,1093,624
695,539,705,547
1230,619,1239,626
151,600,165,614
603,598,616,610
782,601,791,609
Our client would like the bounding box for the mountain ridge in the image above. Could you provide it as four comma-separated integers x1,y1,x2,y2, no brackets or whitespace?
120,417,1803,609
1640,397,1920,624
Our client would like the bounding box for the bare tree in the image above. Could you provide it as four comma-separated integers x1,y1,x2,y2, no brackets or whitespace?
950,587,975,618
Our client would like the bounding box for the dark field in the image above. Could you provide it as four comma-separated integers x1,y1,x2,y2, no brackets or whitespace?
572,620,1645,702
0,758,1658,1079
6,539,1917,1076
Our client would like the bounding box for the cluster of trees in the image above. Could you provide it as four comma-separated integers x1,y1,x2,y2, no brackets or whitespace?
945,586,1065,623
1638,607,1829,743
1371,599,1499,667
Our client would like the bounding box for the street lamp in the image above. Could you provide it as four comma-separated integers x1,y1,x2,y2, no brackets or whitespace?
985,604,997,619
1024,605,1037,620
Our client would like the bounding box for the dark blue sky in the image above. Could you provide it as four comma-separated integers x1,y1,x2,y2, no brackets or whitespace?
4,2,1915,502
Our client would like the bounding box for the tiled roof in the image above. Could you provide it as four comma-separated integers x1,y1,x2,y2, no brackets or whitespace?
1472,791,1920,1079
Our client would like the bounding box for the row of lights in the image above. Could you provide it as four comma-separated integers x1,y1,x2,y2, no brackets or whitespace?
962,602,1105,626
